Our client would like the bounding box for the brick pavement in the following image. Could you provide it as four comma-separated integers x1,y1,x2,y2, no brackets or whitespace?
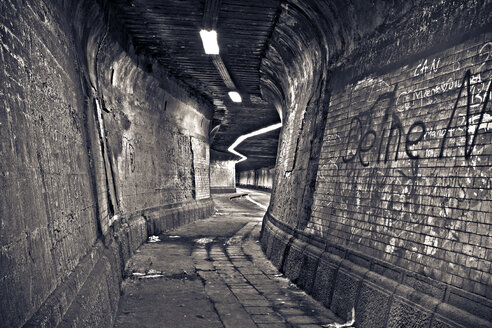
114,189,342,328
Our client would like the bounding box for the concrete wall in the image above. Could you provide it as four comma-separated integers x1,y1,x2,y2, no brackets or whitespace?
237,167,275,190
261,1,492,327
0,2,100,326
210,160,236,193
0,1,213,327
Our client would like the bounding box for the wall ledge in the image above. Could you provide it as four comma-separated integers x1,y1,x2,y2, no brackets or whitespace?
261,211,492,327
143,198,214,236
237,184,272,192
211,187,237,194
24,199,214,327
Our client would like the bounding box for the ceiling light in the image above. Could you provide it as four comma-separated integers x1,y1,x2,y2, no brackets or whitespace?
199,30,219,55
228,91,242,103
228,123,282,163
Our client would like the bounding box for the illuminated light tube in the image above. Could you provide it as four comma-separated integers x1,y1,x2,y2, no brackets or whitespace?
228,91,242,103
228,122,282,163
199,30,219,55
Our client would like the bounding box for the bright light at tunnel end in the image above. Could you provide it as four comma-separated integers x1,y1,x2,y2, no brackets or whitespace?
228,123,283,163
199,30,219,55
228,91,242,103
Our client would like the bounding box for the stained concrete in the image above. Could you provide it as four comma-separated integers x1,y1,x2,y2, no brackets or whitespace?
114,188,341,328
261,2,492,327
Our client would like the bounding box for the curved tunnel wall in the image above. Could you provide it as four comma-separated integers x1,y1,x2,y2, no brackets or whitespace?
0,1,213,326
261,1,492,327
210,160,237,193
237,167,275,191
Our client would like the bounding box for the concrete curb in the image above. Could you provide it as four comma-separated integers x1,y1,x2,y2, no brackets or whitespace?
261,211,492,328
25,199,214,327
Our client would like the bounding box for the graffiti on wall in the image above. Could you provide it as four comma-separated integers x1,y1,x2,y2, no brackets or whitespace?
309,38,492,260
341,71,491,167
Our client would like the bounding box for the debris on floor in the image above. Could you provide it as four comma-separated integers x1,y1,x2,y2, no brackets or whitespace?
322,307,355,328
131,269,165,279
147,235,161,243
194,237,214,244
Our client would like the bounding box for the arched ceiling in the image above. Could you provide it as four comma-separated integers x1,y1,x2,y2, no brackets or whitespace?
109,0,283,171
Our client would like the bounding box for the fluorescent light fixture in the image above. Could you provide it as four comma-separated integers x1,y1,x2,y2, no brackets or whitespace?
228,123,282,163
228,91,242,103
199,30,219,55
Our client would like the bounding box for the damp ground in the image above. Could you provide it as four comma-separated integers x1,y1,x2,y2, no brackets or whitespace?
114,188,342,328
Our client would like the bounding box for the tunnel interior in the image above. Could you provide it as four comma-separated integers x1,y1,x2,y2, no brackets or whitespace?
1,0,491,327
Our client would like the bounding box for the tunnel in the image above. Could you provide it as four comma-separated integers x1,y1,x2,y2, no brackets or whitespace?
1,0,491,327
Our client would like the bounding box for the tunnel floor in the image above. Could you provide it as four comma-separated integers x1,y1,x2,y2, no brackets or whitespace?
114,188,341,328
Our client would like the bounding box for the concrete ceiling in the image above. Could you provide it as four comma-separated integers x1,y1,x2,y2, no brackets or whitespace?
110,0,282,171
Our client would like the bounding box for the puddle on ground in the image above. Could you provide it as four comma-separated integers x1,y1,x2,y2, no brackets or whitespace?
194,237,214,245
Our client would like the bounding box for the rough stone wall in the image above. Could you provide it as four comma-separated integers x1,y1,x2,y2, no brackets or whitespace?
210,160,236,193
238,170,256,187
312,34,492,297
261,0,492,327
0,1,99,326
97,30,211,215
192,137,211,200
0,0,213,327
237,167,275,190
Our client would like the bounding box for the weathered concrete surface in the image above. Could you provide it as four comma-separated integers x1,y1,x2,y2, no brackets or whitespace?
23,200,213,328
0,0,214,327
238,167,275,191
115,189,341,328
262,214,492,328
210,160,237,194
260,1,492,327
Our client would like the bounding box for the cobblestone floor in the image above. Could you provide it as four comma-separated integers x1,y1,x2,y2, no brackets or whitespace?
114,188,341,328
